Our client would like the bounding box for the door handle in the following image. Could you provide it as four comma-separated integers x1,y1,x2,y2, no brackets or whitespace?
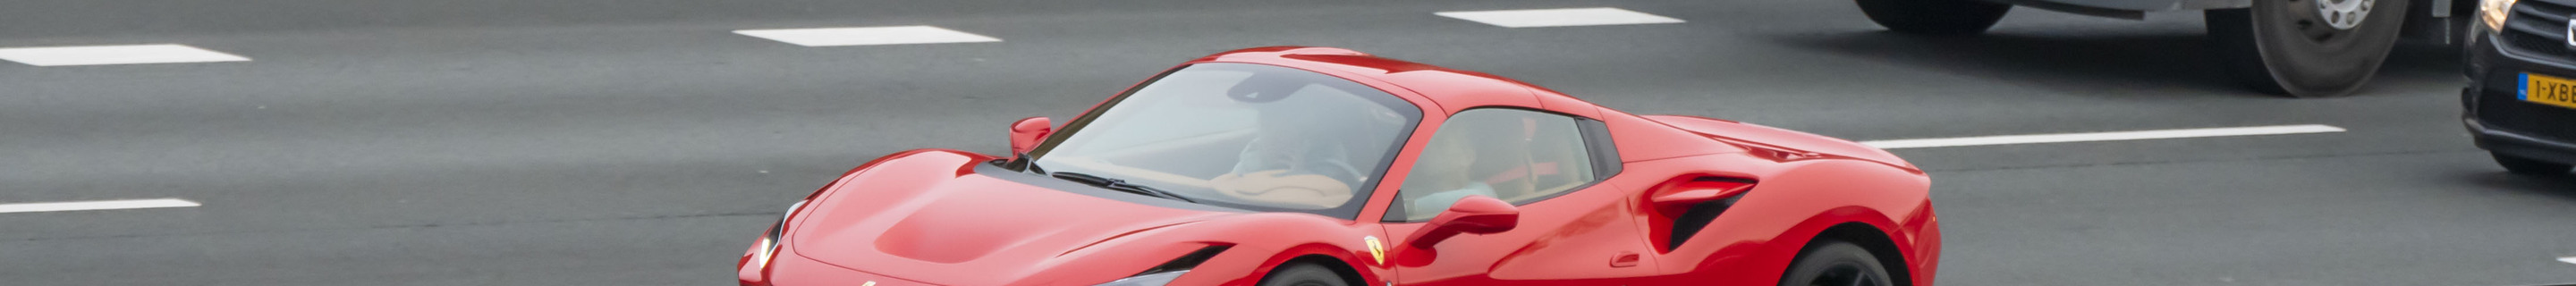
1609,252,1641,268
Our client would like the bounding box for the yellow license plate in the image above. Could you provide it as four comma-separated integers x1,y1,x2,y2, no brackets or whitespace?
2522,72,2576,109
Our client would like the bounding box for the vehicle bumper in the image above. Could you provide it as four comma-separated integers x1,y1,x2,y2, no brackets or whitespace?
2466,117,2576,164
742,249,943,286
2463,21,2576,164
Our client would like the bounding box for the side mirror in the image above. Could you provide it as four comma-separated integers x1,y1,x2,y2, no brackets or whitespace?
1008,117,1053,157
1407,195,1518,248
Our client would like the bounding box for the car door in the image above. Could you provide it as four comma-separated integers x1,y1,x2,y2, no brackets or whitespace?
1376,108,1657,285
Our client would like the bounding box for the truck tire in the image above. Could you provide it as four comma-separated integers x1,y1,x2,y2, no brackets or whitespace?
2206,0,2409,97
1855,0,2012,35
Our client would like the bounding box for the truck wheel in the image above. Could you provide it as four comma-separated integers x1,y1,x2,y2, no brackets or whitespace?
2206,0,2409,97
1855,0,2012,35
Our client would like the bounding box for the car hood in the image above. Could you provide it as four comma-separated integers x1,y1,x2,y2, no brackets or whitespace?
784,167,1239,285
1643,114,1918,171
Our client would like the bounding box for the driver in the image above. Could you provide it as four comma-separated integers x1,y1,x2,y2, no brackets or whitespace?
1207,80,1381,209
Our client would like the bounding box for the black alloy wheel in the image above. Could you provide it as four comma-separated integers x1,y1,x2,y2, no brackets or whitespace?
1778,241,1896,286
2207,0,2410,97
1258,263,1351,286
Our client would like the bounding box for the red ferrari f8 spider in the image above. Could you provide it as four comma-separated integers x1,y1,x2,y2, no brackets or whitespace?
738,46,1939,286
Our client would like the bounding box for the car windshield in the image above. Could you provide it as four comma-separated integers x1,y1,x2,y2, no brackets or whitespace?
1024,63,1419,218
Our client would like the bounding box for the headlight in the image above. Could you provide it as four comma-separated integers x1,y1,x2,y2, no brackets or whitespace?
2484,0,2520,30
1091,271,1188,286
751,200,809,271
1092,245,1230,286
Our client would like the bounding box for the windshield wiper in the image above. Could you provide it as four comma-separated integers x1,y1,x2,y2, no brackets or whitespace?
1051,172,1195,203
1013,153,1050,174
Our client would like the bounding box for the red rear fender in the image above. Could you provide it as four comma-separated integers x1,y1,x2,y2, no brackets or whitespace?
1618,156,1932,286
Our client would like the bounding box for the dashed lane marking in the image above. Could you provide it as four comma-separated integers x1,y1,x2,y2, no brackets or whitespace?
733,26,1002,46
1436,7,1685,28
0,198,200,214
2558,256,2575,265
1860,124,2348,149
0,44,250,66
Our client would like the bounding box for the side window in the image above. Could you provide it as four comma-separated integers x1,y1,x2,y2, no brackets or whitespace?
1386,108,1603,222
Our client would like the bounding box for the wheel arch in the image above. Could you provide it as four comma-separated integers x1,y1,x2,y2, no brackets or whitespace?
1805,222,1917,286
1212,242,1379,286
1631,156,1936,285
1753,159,1936,285
1750,206,1923,286
1152,214,1387,286
1279,255,1368,286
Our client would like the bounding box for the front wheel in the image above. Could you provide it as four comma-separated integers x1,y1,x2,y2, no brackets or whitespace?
2205,0,2409,97
1258,264,1350,286
2493,152,2574,175
1854,0,2012,35
1779,241,1896,286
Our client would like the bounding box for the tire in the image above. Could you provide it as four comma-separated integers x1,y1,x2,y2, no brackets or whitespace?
2205,0,2409,97
2493,152,2574,175
1258,263,1350,286
1778,241,1896,286
1854,0,2012,35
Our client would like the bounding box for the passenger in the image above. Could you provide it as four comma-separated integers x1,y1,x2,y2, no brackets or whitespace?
1396,131,1498,220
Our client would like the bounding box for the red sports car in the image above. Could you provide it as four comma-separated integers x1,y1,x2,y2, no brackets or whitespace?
738,46,1939,286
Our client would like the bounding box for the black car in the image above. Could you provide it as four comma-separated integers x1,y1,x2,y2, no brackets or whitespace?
2465,0,2576,175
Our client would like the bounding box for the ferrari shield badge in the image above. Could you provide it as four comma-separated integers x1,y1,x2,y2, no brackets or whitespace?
1363,236,1385,265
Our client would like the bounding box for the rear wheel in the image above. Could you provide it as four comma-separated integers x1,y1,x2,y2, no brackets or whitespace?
1258,263,1350,286
2205,0,2409,97
2493,152,2574,175
1778,241,1895,286
1854,0,2012,35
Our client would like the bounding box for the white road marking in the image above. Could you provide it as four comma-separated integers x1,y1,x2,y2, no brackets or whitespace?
733,26,1002,46
1860,124,2347,149
1436,7,1685,28
0,198,200,214
2558,256,2576,265
0,44,250,66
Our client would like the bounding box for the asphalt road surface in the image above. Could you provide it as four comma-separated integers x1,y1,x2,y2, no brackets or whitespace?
4,0,2573,285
